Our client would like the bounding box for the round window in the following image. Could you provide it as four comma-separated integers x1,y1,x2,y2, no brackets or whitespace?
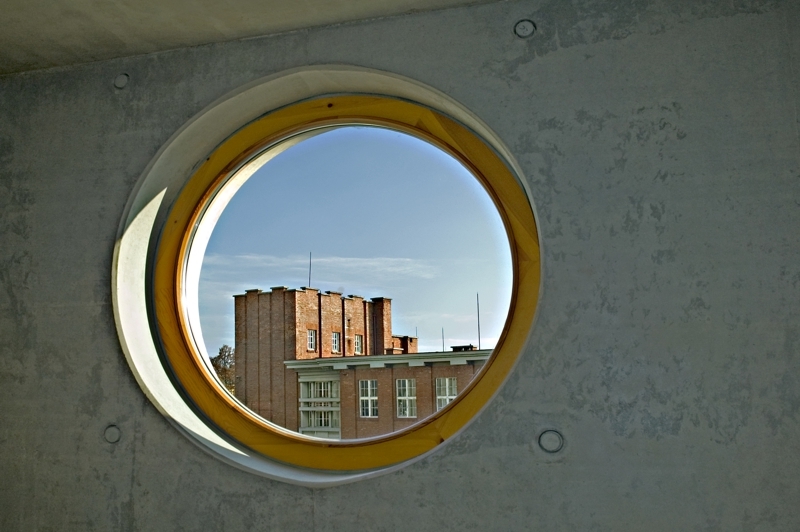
187,123,512,441
114,68,540,483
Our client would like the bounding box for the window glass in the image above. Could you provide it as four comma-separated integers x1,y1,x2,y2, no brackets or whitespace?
436,377,457,410
299,380,341,439
396,379,417,418
197,125,511,440
307,329,316,351
359,379,378,417
354,334,363,354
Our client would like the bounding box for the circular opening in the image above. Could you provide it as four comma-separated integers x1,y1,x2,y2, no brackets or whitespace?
184,124,513,441
149,93,540,472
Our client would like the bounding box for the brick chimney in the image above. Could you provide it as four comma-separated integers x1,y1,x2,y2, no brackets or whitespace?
370,297,392,355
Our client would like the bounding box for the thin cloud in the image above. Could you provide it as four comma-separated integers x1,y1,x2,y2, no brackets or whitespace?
202,253,438,282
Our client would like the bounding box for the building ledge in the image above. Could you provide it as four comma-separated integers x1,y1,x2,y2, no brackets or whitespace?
284,350,492,371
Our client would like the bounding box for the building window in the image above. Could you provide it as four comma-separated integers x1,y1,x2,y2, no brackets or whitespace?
332,331,341,353
299,380,340,439
307,329,316,351
436,377,458,411
359,379,378,417
354,334,363,354
396,378,417,418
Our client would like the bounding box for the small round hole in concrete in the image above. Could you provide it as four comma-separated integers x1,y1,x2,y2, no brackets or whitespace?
113,74,129,90
538,429,563,453
514,20,536,39
104,425,121,443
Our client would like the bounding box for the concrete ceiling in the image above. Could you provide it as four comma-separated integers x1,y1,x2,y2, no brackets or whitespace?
0,0,490,76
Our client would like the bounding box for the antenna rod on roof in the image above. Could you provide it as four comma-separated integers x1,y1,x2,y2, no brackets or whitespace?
442,328,445,352
308,252,312,287
477,292,481,350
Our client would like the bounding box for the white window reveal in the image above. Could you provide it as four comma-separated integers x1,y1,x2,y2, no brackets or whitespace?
299,379,340,439
354,334,363,354
359,379,378,417
436,377,458,411
307,329,316,351
332,331,341,353
396,378,417,418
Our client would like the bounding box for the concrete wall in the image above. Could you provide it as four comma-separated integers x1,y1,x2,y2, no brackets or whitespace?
2,0,799,529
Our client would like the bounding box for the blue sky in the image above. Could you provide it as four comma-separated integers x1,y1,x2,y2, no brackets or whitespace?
198,126,512,355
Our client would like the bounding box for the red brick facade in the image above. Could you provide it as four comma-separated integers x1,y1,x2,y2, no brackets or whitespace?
337,362,484,439
234,286,487,439
233,287,300,428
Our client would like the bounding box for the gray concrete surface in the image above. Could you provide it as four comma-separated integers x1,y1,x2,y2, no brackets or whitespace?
2,0,799,529
0,0,496,75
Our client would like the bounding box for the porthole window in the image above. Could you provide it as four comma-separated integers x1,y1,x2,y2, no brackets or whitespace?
113,67,540,484
190,122,512,440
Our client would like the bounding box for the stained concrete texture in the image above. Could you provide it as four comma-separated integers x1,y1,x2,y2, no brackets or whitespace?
0,0,500,76
1,0,800,530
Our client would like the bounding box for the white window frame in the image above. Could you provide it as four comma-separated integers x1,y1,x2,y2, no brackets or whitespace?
395,378,417,418
436,377,458,411
298,379,340,439
307,329,316,351
332,331,341,353
354,334,363,354
359,379,378,418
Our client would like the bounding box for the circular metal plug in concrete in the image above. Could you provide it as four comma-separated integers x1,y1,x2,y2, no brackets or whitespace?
113,74,129,89
514,20,536,38
104,425,121,443
538,429,563,453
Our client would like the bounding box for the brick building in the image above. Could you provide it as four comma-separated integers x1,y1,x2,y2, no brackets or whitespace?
234,286,489,439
